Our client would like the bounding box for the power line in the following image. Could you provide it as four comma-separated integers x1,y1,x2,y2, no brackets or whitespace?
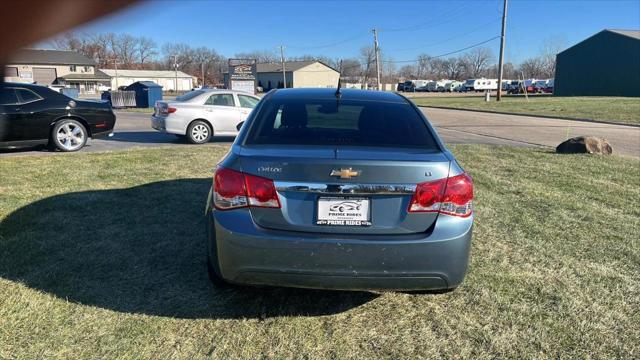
382,36,501,64
379,3,478,33
287,33,369,50
386,18,501,52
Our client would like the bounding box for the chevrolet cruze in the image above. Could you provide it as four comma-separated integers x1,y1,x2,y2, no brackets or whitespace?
205,88,473,291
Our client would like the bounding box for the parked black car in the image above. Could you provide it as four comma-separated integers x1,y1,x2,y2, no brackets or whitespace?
0,83,116,151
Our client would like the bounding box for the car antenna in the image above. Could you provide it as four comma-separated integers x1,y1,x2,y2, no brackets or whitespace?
335,60,342,99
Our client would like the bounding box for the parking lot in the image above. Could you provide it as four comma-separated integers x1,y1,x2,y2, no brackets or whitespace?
1,107,638,158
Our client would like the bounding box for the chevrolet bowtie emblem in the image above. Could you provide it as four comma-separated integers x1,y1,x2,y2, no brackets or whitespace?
330,168,361,179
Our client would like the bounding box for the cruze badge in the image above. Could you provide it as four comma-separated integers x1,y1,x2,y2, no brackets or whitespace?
330,168,361,179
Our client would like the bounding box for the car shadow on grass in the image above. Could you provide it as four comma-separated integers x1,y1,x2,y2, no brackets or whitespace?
0,178,377,319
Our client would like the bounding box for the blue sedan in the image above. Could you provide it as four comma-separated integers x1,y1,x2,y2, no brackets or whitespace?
205,88,473,291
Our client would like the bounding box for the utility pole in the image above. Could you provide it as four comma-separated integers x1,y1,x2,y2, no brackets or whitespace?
111,58,119,90
173,55,179,92
201,63,205,88
279,45,287,88
372,28,381,91
496,0,508,101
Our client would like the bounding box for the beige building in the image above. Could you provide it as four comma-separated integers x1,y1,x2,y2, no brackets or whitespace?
100,69,195,91
4,49,110,94
224,61,340,91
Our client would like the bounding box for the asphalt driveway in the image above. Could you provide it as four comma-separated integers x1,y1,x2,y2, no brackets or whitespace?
1,108,638,157
421,107,639,157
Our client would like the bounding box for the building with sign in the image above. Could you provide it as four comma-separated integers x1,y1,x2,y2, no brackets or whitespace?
99,69,196,91
4,49,110,94
224,60,340,91
227,59,257,94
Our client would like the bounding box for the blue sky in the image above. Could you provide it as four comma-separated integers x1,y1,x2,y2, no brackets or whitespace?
52,0,640,64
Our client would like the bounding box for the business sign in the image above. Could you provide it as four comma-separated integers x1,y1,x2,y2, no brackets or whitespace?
228,58,256,94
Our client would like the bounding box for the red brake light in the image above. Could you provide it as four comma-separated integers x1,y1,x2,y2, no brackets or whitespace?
213,167,280,210
409,178,447,212
440,173,473,217
244,173,280,208
167,107,177,113
213,168,247,210
408,173,473,217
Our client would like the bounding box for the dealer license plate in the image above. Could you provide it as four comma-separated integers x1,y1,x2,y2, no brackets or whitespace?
316,197,371,226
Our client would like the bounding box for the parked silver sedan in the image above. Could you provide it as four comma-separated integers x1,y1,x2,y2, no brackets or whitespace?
151,89,260,144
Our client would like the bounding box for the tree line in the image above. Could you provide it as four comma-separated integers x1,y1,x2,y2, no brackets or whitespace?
52,32,563,86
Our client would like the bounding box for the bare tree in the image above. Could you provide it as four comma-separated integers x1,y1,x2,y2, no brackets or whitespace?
111,34,137,67
233,50,279,63
191,47,226,84
91,33,115,68
461,47,495,78
339,58,362,80
442,57,465,80
398,64,418,80
136,37,158,67
539,36,566,78
519,57,546,79
359,46,376,87
382,59,397,83
416,54,431,78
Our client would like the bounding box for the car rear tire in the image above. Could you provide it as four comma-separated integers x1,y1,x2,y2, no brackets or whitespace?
186,120,212,144
50,119,87,152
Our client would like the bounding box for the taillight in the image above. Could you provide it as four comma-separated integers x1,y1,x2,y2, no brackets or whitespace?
213,167,247,210
213,167,280,210
439,173,473,217
167,107,177,114
408,178,447,212
244,173,281,208
408,173,473,217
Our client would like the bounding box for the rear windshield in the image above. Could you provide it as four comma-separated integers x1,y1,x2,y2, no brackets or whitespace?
176,90,205,101
245,98,439,149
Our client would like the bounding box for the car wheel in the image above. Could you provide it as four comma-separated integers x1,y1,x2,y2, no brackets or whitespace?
187,120,212,144
51,119,87,152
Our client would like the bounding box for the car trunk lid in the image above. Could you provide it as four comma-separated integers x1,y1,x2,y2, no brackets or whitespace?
239,145,450,235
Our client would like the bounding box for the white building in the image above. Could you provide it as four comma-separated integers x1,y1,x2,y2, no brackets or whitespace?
224,61,340,91
4,49,110,94
100,69,196,91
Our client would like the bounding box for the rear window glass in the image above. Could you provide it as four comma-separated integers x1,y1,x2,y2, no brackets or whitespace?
16,89,42,103
245,98,439,149
176,90,204,101
0,88,19,105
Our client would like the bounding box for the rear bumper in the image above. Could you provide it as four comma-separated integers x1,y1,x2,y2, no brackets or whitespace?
151,115,186,135
92,129,114,139
209,209,473,291
151,115,166,132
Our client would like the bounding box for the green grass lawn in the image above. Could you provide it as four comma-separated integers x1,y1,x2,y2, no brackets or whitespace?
411,95,640,125
1,145,638,358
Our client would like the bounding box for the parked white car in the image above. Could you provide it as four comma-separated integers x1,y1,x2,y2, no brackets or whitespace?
151,89,260,144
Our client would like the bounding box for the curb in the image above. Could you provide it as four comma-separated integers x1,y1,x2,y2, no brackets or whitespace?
418,105,640,128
